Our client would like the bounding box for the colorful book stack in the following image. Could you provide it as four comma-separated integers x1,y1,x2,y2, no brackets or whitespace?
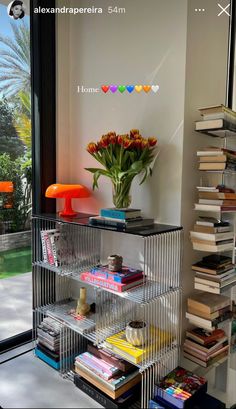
40,228,61,267
192,254,236,294
35,317,62,370
89,207,154,231
153,366,207,409
195,185,236,212
195,104,236,134
80,264,144,293
74,344,140,406
190,215,234,252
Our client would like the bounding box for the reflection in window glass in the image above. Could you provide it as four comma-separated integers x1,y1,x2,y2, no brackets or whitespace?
0,2,31,341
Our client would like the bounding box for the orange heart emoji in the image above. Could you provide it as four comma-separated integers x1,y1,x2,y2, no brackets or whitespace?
143,85,151,93
135,85,143,93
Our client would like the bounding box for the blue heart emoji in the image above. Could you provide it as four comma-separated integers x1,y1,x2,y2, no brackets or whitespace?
126,85,134,93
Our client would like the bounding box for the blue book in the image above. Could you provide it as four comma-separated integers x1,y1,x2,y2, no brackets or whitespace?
149,399,165,408
100,208,141,220
90,265,143,283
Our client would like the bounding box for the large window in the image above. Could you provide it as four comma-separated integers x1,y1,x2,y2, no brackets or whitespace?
0,1,32,343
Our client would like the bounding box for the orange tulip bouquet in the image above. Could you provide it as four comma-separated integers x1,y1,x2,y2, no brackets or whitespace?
85,129,158,208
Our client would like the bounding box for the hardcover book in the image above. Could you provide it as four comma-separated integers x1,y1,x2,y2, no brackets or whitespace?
155,366,207,409
89,265,143,283
87,344,134,372
74,374,140,409
100,208,141,219
80,271,144,292
186,328,226,345
104,328,172,364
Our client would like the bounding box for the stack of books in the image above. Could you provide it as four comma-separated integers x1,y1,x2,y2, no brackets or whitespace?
195,104,236,134
89,208,154,231
192,254,236,294
196,147,236,172
35,317,62,369
80,264,144,293
190,220,234,253
74,344,140,403
153,366,207,408
183,327,228,367
186,292,232,332
195,186,236,212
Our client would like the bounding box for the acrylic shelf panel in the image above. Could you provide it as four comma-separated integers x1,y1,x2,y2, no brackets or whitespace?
33,261,179,304
34,288,181,371
32,216,183,304
32,214,183,408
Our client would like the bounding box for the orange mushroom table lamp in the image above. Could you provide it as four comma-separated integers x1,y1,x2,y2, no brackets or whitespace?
45,184,90,217
0,181,14,209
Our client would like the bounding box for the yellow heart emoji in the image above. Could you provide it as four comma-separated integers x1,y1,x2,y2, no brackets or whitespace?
143,85,151,93
135,85,143,93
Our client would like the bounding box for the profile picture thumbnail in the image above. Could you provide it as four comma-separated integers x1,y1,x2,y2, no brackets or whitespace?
8,0,26,20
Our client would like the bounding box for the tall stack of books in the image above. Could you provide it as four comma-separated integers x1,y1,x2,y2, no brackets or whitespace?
195,185,236,212
80,264,144,293
192,254,236,294
184,292,232,367
190,217,234,252
35,317,62,369
195,104,236,134
89,208,154,231
74,344,140,408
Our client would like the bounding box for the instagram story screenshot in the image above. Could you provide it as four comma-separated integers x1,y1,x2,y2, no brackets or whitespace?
0,1,236,409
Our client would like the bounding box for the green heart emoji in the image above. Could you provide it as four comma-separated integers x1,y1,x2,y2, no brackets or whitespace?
118,85,126,93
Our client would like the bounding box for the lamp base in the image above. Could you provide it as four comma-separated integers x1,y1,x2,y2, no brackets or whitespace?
59,210,78,217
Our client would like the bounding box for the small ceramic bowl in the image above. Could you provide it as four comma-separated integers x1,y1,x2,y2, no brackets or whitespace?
125,321,149,346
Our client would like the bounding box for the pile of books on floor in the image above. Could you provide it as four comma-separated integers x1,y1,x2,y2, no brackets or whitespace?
35,317,62,370
190,216,234,252
186,292,232,332
195,185,236,212
149,366,225,409
195,104,236,135
196,147,236,172
89,207,154,231
192,254,236,294
80,264,144,293
74,344,141,408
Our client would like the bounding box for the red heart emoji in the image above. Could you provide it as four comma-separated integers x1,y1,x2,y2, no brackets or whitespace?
101,85,110,93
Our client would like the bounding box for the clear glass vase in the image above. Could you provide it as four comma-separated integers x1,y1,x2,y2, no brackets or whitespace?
112,180,132,208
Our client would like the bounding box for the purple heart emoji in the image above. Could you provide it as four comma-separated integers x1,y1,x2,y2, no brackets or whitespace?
126,85,134,93
110,85,118,93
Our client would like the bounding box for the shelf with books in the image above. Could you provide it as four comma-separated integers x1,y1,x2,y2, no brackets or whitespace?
32,214,183,407
33,261,179,304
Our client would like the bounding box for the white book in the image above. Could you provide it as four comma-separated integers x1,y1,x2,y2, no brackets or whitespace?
194,203,236,212
197,186,219,192
185,312,214,330
190,231,234,242
196,151,224,157
192,241,234,252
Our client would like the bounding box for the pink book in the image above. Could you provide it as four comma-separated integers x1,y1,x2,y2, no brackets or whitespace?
80,272,143,292
44,233,55,265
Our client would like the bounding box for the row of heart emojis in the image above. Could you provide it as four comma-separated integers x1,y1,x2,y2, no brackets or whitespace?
101,85,160,93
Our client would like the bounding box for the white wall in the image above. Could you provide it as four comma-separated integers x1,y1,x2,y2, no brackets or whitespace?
56,0,188,225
